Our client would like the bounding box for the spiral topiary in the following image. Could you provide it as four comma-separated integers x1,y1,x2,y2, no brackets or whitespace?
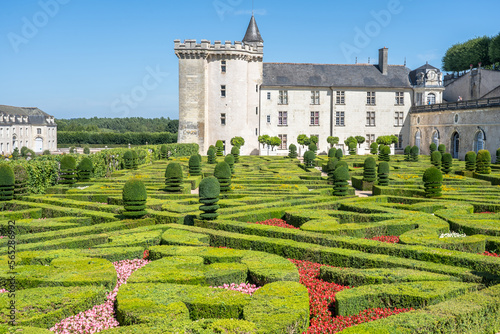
123,150,135,170
214,162,231,192
333,166,350,196
476,149,491,174
438,144,446,155
215,140,224,157
289,144,298,159
13,164,28,199
465,151,476,171
410,146,419,162
0,164,15,201
441,153,453,174
231,146,240,163
224,154,235,175
370,142,378,155
189,155,202,176
122,178,147,218
377,161,390,186
335,148,343,160
404,146,411,161
363,157,376,182
328,147,336,158
199,176,220,220
429,143,437,154
430,151,442,168
379,145,391,162
131,150,139,169
326,158,338,184
77,157,93,181
303,150,316,168
165,162,183,193
207,148,217,164
496,148,500,164
348,142,356,155
160,145,169,159
423,167,443,198
59,155,77,185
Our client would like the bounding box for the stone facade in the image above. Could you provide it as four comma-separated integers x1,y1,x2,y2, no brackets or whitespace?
444,69,500,102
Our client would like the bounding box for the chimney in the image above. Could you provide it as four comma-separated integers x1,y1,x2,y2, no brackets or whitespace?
379,47,388,75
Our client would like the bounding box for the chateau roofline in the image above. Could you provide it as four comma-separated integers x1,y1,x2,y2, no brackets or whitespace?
174,39,263,54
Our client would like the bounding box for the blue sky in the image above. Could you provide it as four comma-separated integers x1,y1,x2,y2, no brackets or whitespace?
0,0,498,120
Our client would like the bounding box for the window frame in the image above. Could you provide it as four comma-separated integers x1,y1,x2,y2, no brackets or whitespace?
310,111,319,126
278,90,288,105
394,111,404,126
220,113,226,125
221,60,226,73
366,91,376,105
220,85,226,98
278,134,287,150
335,111,345,126
395,92,404,105
366,111,375,126
336,91,345,105
278,111,287,126
311,90,320,105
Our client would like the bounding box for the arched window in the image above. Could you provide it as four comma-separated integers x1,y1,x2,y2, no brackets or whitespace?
427,93,436,105
451,132,460,159
415,130,421,150
432,130,440,147
474,130,485,153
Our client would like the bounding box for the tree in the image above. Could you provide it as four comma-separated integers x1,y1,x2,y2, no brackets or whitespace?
310,135,318,145
230,136,245,148
269,136,281,151
258,135,270,149
327,136,339,148
297,134,309,149
490,33,500,65
344,136,357,147
355,136,366,148
443,36,492,72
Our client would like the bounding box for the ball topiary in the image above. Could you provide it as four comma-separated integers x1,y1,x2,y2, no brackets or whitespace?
231,146,240,163
438,144,446,155
123,150,135,170
441,153,453,174
160,145,169,159
333,166,350,196
289,144,298,159
13,164,28,199
377,161,390,186
430,151,442,168
429,143,437,154
423,167,443,198
59,155,77,185
370,142,378,155
0,164,15,201
122,178,147,218
328,147,336,158
215,140,224,157
363,157,376,182
335,148,343,160
83,146,90,155
410,146,419,162
404,146,411,161
165,162,184,193
308,143,318,153
224,154,235,175
496,148,500,164
476,149,491,174
189,155,202,176
303,150,316,168
207,148,217,164
348,142,357,155
77,157,93,181
199,176,220,220
326,158,338,184
336,161,348,170
214,161,231,192
465,151,476,171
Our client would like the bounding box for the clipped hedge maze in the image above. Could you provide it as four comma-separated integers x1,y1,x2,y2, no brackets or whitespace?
1,152,500,333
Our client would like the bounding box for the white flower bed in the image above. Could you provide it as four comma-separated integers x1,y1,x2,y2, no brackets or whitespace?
439,231,467,238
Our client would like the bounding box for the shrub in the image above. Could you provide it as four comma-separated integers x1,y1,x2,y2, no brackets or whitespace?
231,146,240,163
215,140,224,156
336,161,348,170
423,167,443,198
0,164,15,201
379,145,391,162
377,161,390,186
42,150,51,156
326,158,338,184
207,148,217,164
59,155,77,185
131,150,139,169
438,144,446,155
333,166,350,196
288,144,298,159
224,154,235,175
12,148,20,160
335,148,343,160
77,157,93,181
165,162,183,193
441,153,453,174
214,162,231,192
476,149,491,174
69,147,75,154
122,178,147,218
308,143,318,153
83,146,90,154
363,157,376,182
328,147,336,158
404,146,411,161
189,155,202,176
465,151,476,171
431,151,442,168
429,143,437,154
303,150,316,168
496,148,500,164
370,142,378,155
199,176,220,220
410,146,419,162
13,164,28,199
123,150,135,169
348,142,357,155
160,144,169,159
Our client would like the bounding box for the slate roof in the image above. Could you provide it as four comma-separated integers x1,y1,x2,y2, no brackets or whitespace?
409,63,441,85
0,105,53,125
262,63,412,88
242,15,263,45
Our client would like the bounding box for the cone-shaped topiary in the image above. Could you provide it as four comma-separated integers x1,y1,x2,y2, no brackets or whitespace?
348,142,357,155
465,151,476,171
215,140,224,157
378,145,390,162
326,158,338,184
308,143,318,153
328,147,336,158
165,162,183,193
189,155,202,176
377,161,390,186
370,142,378,155
131,150,139,169
199,176,220,220
77,157,93,181
214,162,231,192
441,153,453,174
0,164,15,201
423,167,443,198
335,148,343,160
59,155,77,185
429,143,437,154
83,146,90,154
438,144,446,155
231,146,240,163
404,146,411,161
123,150,135,169
160,145,169,159
289,144,298,159
13,164,28,199
303,150,316,168
224,154,235,175
496,148,500,164
363,157,376,182
122,178,147,218
207,148,217,164
476,149,491,174
333,166,350,196
410,146,419,162
430,151,442,168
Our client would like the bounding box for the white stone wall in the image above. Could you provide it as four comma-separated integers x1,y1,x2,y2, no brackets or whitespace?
0,119,57,155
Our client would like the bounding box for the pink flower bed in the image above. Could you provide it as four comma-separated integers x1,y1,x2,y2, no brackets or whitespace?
249,218,299,229
210,283,260,295
483,251,500,257
0,289,7,293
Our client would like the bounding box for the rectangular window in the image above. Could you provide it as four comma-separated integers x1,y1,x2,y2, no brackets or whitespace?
266,115,271,123
311,91,320,105
278,90,288,105
256,84,258,92
278,134,287,150
366,112,375,126
310,111,319,125
335,111,345,126
278,111,287,126
366,134,375,149
255,128,258,136
367,92,376,105
336,91,345,104
37,128,42,134
267,92,271,100
221,60,226,73
221,85,226,97
220,113,226,125
395,92,404,105
256,107,258,115
396,134,403,149
394,111,404,126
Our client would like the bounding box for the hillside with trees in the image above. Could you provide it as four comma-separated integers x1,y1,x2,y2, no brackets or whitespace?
443,33,500,72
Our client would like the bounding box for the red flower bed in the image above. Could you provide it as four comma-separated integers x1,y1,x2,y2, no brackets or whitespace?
249,218,299,229
289,259,413,333
483,251,500,257
367,236,400,244
477,212,494,214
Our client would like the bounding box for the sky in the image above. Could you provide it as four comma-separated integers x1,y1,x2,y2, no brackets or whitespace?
0,0,498,120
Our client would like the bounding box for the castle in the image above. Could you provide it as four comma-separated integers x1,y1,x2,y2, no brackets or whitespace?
176,16,499,159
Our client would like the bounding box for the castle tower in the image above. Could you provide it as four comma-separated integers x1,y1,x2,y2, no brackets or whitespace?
175,16,264,155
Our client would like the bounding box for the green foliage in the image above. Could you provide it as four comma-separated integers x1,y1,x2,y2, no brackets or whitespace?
199,176,220,220
438,144,446,155
57,131,177,146
59,155,77,185
335,148,343,160
56,117,178,133
160,144,169,159
410,146,419,162
207,148,216,164
13,164,28,199
490,33,500,64
443,36,492,72
288,144,298,159
441,153,453,174
43,150,51,156
230,136,245,148
429,143,437,153
344,136,357,147
165,162,184,193
423,167,443,198
327,136,339,148
348,142,357,155
0,164,15,201
230,146,240,162
123,150,135,170
214,162,231,192
465,151,477,171
377,161,390,186
224,154,235,174
258,135,270,149
269,136,281,151
122,178,147,217
496,148,500,164
328,147,336,158
476,149,491,174
431,151,442,168
310,135,318,145
370,142,378,155
378,145,390,162
404,145,411,161
355,136,366,147
308,143,317,153
188,155,201,176
303,151,316,168
297,134,309,148
363,157,376,182
376,135,397,146
333,166,350,196
215,140,224,156
326,158,338,183
77,157,93,181
12,148,20,160
83,146,90,154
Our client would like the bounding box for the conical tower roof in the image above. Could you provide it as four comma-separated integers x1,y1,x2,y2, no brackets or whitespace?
242,15,263,45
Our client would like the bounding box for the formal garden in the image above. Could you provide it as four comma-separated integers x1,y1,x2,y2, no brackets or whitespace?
0,142,500,333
